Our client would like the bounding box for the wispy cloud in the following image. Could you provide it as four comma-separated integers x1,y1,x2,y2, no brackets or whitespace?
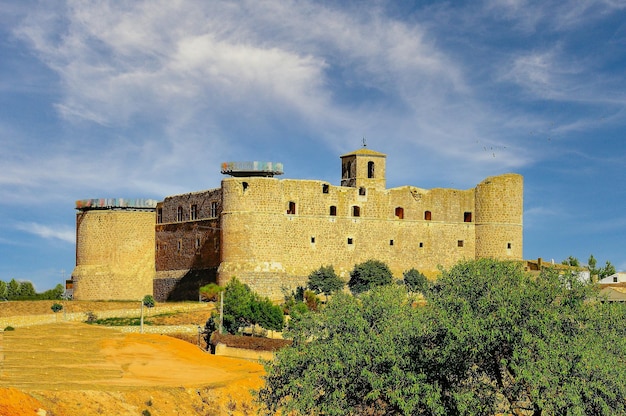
15,222,75,244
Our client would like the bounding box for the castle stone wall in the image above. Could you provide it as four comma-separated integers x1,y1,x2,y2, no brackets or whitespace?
218,172,520,299
71,210,155,301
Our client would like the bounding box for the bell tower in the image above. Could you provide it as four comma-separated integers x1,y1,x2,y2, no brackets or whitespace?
340,147,386,190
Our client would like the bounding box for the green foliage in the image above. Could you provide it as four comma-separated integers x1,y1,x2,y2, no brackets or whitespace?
258,259,626,415
4,326,15,331
258,285,425,415
39,284,65,300
199,283,224,302
88,316,152,326
17,281,36,299
599,260,616,280
6,279,20,300
142,295,155,308
587,254,616,280
222,278,284,334
51,303,63,313
402,268,428,292
562,255,581,267
348,259,393,294
0,280,64,300
307,265,345,298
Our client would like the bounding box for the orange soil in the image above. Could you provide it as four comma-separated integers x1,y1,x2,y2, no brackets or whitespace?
0,322,266,415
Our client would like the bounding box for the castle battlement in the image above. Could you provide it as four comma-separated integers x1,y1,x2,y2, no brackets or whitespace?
71,148,523,301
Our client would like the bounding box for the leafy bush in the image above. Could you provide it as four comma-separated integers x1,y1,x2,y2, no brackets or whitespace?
348,259,393,294
51,303,63,313
142,295,155,308
307,265,344,299
221,277,284,334
199,283,224,302
4,326,15,331
403,268,428,292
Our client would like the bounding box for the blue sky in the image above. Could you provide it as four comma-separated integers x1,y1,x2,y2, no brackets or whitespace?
1,0,625,291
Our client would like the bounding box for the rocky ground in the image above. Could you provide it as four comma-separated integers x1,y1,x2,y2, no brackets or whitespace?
0,302,268,415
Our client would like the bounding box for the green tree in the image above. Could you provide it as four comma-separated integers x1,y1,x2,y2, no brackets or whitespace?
222,278,284,334
588,254,598,276
258,259,626,415
142,295,155,308
6,279,20,300
17,281,36,299
348,259,393,294
258,285,424,415
307,265,344,301
599,260,616,280
402,268,428,292
562,255,580,267
0,280,7,299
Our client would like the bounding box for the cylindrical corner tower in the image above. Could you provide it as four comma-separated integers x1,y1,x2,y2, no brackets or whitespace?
474,174,523,260
71,198,157,300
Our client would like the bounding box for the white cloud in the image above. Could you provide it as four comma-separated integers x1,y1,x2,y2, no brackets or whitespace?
15,222,75,244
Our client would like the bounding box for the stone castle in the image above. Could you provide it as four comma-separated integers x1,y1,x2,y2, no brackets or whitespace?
69,148,523,301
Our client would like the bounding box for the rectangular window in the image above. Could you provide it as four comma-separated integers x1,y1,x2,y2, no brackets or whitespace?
191,204,198,220
507,242,512,249
157,208,162,224
196,238,201,249
210,201,218,217
347,238,353,245
177,240,182,252
458,240,464,247
419,242,424,248
390,240,394,246
322,184,329,194
177,206,183,222
287,201,296,215
464,212,472,222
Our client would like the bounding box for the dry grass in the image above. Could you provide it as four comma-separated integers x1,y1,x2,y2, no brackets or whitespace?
0,300,143,317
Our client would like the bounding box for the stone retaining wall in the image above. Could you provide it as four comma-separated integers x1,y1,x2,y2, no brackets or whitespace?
214,343,274,361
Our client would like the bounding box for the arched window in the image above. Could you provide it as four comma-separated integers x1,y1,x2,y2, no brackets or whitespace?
352,206,361,217
287,201,296,215
368,161,375,178
177,206,183,222
424,210,432,221
329,206,337,216
395,207,404,219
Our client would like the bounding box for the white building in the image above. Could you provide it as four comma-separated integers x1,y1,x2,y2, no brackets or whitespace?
598,272,626,284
